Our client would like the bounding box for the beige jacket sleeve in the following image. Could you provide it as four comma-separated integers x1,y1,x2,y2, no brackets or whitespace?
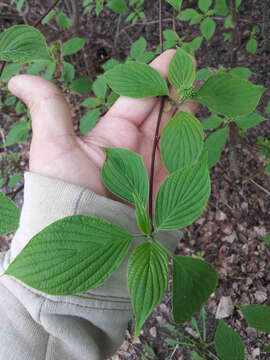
0,172,181,360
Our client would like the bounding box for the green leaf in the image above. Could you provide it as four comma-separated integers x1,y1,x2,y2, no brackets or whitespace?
80,109,100,135
264,344,270,353
41,9,55,24
215,320,245,360
234,113,263,130
60,62,75,84
133,193,152,235
202,115,223,130
196,73,265,117
96,0,104,15
44,62,56,80
6,215,132,295
0,63,24,82
71,77,92,94
204,127,228,168
128,242,169,338
198,0,212,13
166,0,183,12
265,102,270,115
81,97,104,109
5,96,16,106
178,9,199,22
240,305,270,333
200,18,216,41
0,25,50,63
5,121,29,146
62,37,87,56
130,37,147,60
107,0,128,13
27,60,49,75
182,36,203,55
190,352,206,360
262,234,270,244
105,62,169,98
8,174,22,188
0,192,20,235
160,111,204,172
163,30,180,50
102,148,149,206
102,58,120,72
168,48,196,92
230,67,252,79
214,0,229,16
56,12,71,29
246,38,258,54
195,68,213,81
93,76,107,98
172,255,217,323
155,159,210,230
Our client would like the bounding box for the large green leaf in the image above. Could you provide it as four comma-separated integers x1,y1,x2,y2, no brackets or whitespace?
240,305,270,333
168,48,195,92
104,62,169,98
0,192,20,235
155,158,210,231
215,320,245,360
133,193,152,235
196,73,265,117
160,111,204,172
6,215,132,295
102,148,149,206
172,255,217,323
62,37,87,56
128,242,169,337
0,25,50,63
204,127,228,169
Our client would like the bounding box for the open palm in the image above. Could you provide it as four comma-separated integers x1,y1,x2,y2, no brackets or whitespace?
8,50,196,202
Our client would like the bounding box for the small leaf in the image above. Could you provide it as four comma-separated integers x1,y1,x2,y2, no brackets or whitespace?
203,115,223,130
93,76,107,98
246,38,257,54
56,12,71,29
200,18,216,41
215,320,245,360
195,68,213,81
80,109,100,135
214,0,228,16
133,193,152,235
166,0,183,12
155,159,210,231
128,242,169,338
0,63,24,82
107,0,128,13
168,48,195,92
265,102,270,115
204,127,228,168
199,0,212,13
196,73,265,117
105,62,169,98
102,148,149,206
0,25,50,63
234,113,263,130
62,37,87,56
230,67,252,79
130,37,147,60
262,234,270,244
71,77,92,94
8,174,22,188
6,215,132,295
81,97,104,109
60,61,75,84
5,121,29,146
160,111,204,172
172,255,217,323
178,9,199,22
0,192,20,235
240,305,270,333
41,9,55,25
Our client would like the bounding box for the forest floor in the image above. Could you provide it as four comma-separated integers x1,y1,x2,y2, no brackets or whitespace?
0,1,270,359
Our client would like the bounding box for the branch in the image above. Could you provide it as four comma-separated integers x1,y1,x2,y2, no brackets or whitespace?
149,0,165,226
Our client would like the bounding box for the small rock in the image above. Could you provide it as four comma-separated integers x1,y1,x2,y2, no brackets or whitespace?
216,210,227,221
252,348,260,358
254,290,267,303
221,224,233,235
159,303,169,315
216,296,234,319
222,231,238,243
241,202,249,211
149,326,157,338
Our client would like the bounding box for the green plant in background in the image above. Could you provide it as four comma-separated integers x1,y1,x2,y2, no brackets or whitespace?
257,136,270,174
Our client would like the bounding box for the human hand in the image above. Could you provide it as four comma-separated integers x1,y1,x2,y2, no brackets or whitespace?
8,50,197,201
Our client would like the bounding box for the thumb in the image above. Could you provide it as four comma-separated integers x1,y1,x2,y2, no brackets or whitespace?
8,75,75,140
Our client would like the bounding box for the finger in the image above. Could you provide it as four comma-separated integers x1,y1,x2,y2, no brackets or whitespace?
8,75,75,140
103,49,176,127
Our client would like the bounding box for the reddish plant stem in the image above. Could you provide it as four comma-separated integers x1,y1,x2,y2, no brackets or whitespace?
149,0,165,226
0,0,62,79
